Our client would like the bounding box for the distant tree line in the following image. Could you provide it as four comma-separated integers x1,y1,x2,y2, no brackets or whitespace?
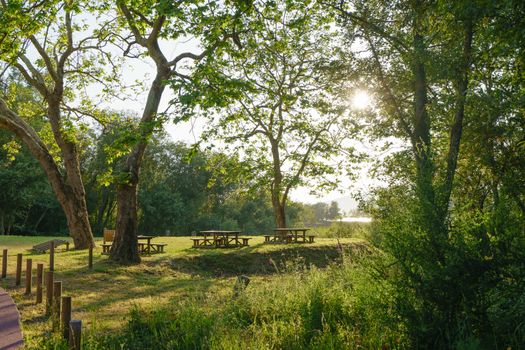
0,124,340,236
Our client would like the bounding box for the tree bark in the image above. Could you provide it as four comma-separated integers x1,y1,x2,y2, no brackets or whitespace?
0,99,94,248
110,67,169,263
110,183,140,264
47,101,94,248
96,186,110,235
269,137,287,228
440,19,474,211
271,192,287,228
412,31,441,236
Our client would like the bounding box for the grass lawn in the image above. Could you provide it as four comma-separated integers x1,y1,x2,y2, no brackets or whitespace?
0,234,364,347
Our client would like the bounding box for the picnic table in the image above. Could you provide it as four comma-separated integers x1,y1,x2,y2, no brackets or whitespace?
192,230,251,248
137,235,167,254
102,230,166,254
265,228,315,244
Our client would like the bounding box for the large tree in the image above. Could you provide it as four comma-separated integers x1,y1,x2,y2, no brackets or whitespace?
180,0,353,227
333,0,478,238
0,1,115,248
332,0,517,345
108,0,244,263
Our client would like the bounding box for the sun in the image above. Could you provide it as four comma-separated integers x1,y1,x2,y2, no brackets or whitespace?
351,90,372,110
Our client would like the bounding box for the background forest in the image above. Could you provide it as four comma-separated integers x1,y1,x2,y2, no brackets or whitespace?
0,127,343,236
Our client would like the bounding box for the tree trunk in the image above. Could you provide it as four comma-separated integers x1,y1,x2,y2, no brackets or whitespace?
110,68,168,263
410,7,447,265
0,99,94,249
96,187,110,235
440,19,473,211
47,101,95,249
269,138,287,228
412,33,441,236
33,208,48,232
271,192,286,228
61,190,95,248
110,183,140,264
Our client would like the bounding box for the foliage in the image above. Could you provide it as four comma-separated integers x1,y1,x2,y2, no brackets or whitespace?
294,201,342,226
83,129,281,235
313,222,370,239
0,130,65,235
338,0,525,347
177,0,356,226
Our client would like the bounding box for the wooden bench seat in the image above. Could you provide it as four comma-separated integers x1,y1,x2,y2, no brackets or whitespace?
308,235,315,243
101,243,112,254
264,235,272,242
31,239,69,253
241,238,251,246
152,243,167,253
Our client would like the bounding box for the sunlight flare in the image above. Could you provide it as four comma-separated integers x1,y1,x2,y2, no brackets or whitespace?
351,90,372,110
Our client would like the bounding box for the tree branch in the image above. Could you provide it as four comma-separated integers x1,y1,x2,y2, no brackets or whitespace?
13,61,48,96
29,35,58,81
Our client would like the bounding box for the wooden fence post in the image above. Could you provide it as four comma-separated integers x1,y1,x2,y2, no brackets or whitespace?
45,270,54,315
1,249,7,278
61,296,72,340
15,254,22,286
52,281,62,330
25,258,32,295
69,320,81,350
49,241,55,272
36,263,43,304
88,245,93,269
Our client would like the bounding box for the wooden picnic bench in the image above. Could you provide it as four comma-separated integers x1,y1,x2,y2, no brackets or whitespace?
191,237,215,248
192,230,250,248
152,243,167,253
102,230,167,254
264,228,314,244
137,235,167,254
31,239,69,253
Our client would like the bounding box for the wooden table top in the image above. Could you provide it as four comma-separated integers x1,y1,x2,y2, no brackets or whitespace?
200,230,241,234
137,235,157,240
274,228,310,231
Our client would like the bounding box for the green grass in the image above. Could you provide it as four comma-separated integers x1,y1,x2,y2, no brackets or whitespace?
0,234,367,348
313,221,372,239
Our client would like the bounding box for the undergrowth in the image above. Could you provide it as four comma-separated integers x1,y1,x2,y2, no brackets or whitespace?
28,251,410,349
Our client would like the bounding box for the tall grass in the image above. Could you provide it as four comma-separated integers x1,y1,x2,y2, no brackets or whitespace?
313,222,371,240
28,250,410,350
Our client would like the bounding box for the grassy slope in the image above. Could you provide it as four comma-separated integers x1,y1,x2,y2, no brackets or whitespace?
0,235,364,347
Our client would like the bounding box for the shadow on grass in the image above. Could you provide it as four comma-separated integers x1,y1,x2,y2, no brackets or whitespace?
168,241,369,277
15,256,216,327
